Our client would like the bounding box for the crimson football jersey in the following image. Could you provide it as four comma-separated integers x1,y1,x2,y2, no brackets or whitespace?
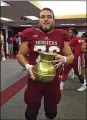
21,27,70,65
69,36,80,46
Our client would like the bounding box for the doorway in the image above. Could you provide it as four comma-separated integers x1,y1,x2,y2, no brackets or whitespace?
0,29,7,56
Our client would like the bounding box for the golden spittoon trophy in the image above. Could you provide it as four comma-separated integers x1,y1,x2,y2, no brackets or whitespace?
34,52,56,83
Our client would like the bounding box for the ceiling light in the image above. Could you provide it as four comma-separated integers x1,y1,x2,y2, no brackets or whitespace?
60,24,75,26
25,16,39,20
30,1,86,19
0,17,13,21
20,25,33,27
0,1,10,6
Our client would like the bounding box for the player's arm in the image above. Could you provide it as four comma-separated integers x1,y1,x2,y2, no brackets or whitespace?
16,41,29,66
17,27,33,66
62,41,74,64
16,41,35,80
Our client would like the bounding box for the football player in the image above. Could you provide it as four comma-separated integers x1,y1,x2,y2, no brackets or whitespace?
17,8,74,120
60,28,86,91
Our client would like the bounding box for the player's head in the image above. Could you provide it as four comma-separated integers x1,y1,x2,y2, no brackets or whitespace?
39,8,55,33
18,32,22,36
81,32,87,38
69,28,78,38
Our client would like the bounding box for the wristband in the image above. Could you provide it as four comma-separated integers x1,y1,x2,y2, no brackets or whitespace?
25,64,32,71
63,56,67,63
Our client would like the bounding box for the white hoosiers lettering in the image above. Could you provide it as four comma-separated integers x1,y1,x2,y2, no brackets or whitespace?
36,41,57,45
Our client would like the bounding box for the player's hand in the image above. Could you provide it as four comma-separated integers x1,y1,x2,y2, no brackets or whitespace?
53,52,66,69
28,65,36,80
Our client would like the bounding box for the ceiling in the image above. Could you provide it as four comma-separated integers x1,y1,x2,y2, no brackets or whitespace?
1,1,86,27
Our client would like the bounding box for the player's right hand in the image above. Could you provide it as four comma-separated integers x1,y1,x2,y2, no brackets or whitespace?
28,65,36,80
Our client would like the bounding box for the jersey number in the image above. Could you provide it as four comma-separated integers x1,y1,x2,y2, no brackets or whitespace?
34,45,60,52
34,45,60,62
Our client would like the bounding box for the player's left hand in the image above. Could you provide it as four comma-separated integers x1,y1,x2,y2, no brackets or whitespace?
53,52,66,69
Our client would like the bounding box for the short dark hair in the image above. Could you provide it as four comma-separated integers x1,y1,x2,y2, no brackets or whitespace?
81,32,87,38
69,28,78,36
40,7,55,19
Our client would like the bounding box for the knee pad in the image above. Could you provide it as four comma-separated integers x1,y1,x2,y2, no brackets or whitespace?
25,114,37,120
45,112,57,119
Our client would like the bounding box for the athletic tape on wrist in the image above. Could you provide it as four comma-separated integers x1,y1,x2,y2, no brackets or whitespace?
63,56,67,63
25,64,32,71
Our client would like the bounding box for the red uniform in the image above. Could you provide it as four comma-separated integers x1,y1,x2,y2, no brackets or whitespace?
70,37,87,68
7,37,13,44
62,37,84,83
80,38,87,68
82,53,87,68
21,27,70,117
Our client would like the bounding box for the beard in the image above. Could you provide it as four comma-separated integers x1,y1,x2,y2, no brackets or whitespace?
39,24,54,33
